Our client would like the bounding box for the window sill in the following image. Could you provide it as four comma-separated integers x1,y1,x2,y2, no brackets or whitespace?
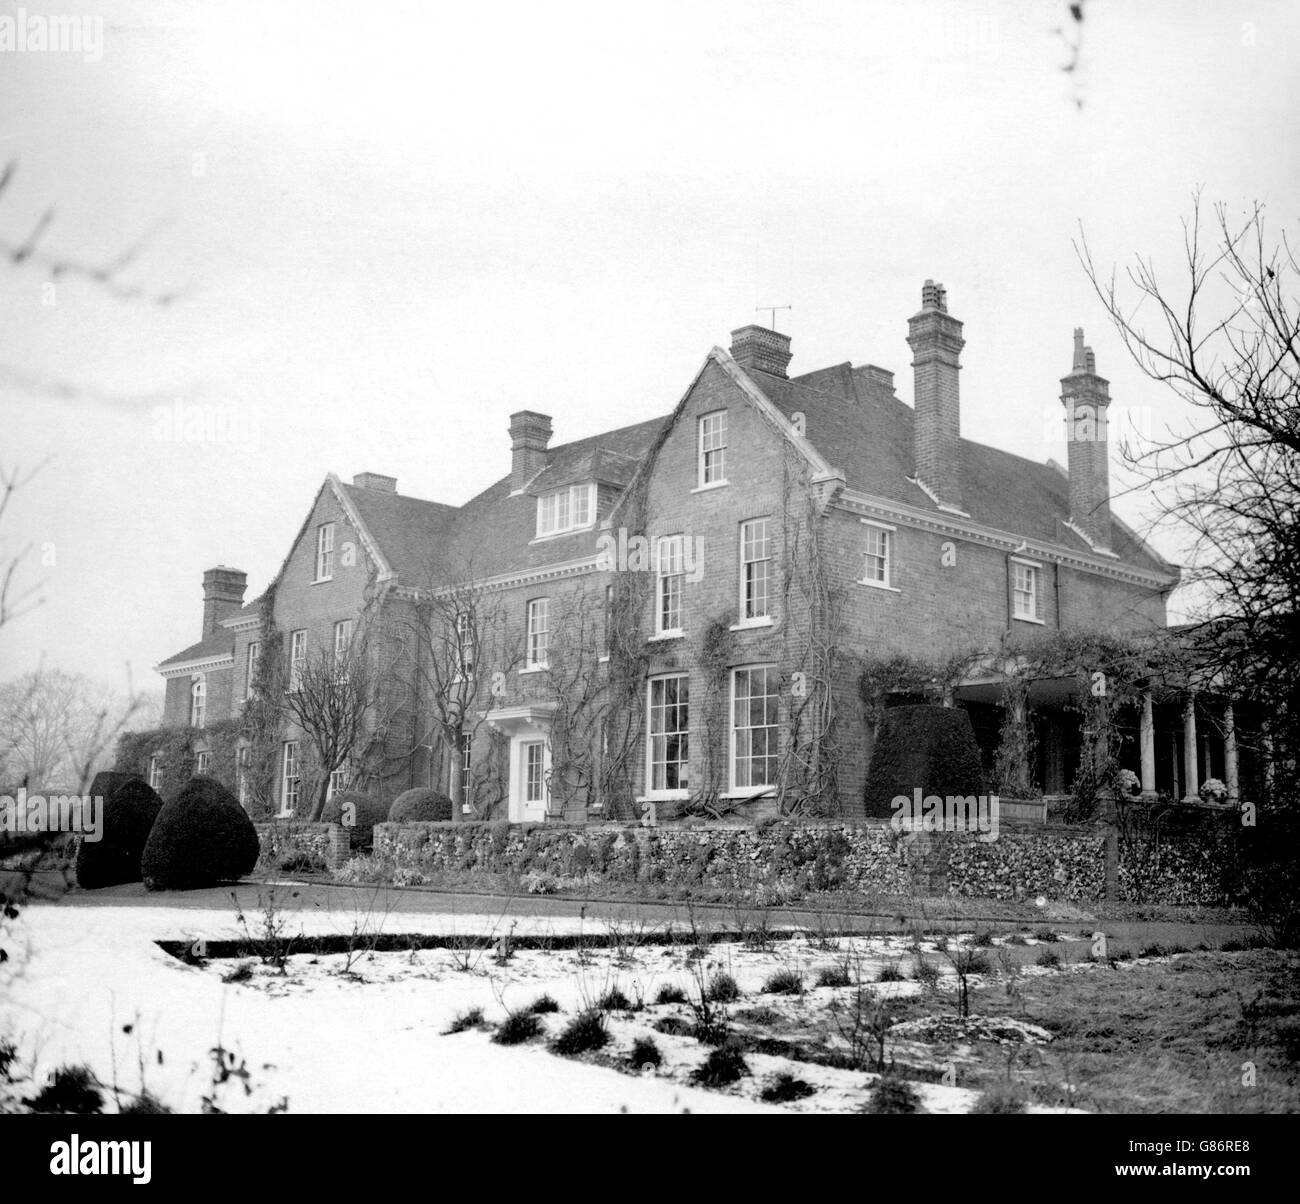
311,576,333,585
529,524,597,545
647,631,684,642
598,654,610,663
730,617,773,631
636,792,689,804
721,788,777,802
1013,614,1046,625
690,480,729,494
518,664,549,675
859,580,901,593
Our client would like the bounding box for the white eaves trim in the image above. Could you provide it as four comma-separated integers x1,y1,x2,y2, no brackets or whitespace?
155,653,235,679
835,487,1178,590
326,472,396,583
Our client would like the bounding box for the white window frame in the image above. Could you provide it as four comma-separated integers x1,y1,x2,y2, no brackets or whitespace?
535,483,596,539
451,732,473,802
195,750,211,776
148,755,161,791
289,629,307,692
315,522,335,582
525,598,549,669
333,618,353,662
730,665,779,794
236,745,251,808
739,517,772,622
646,674,690,798
245,640,261,699
522,740,547,807
327,762,349,802
454,611,475,680
697,410,728,488
281,740,300,816
655,534,685,637
190,677,206,728
1011,557,1042,623
859,519,897,590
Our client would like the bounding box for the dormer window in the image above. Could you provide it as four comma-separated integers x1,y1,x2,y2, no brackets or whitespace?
536,483,595,538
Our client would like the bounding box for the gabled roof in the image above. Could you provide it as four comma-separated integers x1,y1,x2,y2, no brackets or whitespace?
748,361,1172,576
337,482,457,582
155,628,235,672
159,335,1176,681
424,415,669,586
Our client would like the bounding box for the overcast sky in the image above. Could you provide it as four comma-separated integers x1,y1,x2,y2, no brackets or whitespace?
0,0,1296,696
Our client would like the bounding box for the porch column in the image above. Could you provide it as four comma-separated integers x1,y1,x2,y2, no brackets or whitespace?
1139,691,1157,799
1181,694,1199,803
1223,701,1239,804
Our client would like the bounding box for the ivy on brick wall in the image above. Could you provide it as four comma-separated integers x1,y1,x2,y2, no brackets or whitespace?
115,718,243,802
240,585,286,818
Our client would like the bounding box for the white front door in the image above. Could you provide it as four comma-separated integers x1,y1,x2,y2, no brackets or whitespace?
513,738,549,822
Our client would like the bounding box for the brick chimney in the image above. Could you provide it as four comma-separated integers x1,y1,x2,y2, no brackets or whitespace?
1060,328,1112,550
906,280,965,510
509,411,553,491
353,472,397,493
729,325,792,378
202,566,247,639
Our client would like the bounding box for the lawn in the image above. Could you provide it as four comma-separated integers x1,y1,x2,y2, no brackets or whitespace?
4,890,1293,1113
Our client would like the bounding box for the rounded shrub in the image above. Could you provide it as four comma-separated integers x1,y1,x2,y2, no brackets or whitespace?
320,790,388,849
863,704,984,818
75,775,164,889
388,787,453,824
141,777,259,891
88,770,147,803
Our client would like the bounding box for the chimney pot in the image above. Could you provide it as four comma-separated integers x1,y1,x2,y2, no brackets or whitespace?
921,280,948,313
729,324,793,378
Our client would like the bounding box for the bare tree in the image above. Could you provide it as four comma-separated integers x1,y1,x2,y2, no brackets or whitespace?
1079,196,1299,943
280,624,376,822
544,586,645,820
1078,196,1300,757
0,460,47,634
398,565,523,822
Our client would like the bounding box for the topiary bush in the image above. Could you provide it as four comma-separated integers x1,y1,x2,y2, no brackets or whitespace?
86,771,145,804
388,787,454,824
141,778,259,891
320,790,388,850
863,704,985,818
75,775,164,889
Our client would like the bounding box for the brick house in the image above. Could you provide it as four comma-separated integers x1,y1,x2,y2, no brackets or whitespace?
150,282,1255,821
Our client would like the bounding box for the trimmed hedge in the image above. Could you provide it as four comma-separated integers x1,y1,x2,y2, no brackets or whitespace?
321,790,388,850
863,704,984,818
141,777,259,891
87,771,147,804
75,775,164,889
388,788,453,824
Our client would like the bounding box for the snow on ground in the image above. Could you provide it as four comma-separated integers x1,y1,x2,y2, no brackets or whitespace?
1,894,1084,1113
